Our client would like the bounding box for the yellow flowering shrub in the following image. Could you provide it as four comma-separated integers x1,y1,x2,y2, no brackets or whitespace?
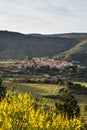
0,93,83,130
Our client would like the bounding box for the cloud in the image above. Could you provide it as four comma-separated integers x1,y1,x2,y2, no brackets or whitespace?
0,0,87,34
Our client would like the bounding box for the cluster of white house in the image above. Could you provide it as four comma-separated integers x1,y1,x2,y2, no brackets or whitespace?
17,58,73,69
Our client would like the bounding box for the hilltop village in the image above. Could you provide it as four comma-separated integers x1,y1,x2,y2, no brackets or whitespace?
0,57,73,78
0,57,86,81
17,57,73,69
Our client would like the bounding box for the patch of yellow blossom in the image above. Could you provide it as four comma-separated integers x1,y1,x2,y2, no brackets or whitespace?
0,92,83,130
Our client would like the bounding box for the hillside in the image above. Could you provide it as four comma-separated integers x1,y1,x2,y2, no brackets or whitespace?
53,38,87,66
0,30,87,66
0,30,79,59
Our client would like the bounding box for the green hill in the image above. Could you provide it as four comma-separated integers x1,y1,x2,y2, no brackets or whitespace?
0,30,87,66
0,31,78,59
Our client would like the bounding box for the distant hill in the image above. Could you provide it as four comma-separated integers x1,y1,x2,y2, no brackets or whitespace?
0,30,87,66
53,33,87,38
29,33,87,38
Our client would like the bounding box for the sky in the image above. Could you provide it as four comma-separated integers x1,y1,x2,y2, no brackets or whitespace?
0,0,87,34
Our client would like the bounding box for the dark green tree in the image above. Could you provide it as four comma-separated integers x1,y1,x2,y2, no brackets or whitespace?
0,79,7,101
55,89,80,119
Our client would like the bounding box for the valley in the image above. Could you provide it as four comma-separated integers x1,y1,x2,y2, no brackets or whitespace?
0,31,87,129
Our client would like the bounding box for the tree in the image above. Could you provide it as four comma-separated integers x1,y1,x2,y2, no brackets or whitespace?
55,89,80,119
0,79,7,101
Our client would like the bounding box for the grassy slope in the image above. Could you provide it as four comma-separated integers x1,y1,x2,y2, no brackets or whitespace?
53,38,87,66
74,82,87,87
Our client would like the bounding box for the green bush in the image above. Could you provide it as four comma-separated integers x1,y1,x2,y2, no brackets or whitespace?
55,89,80,119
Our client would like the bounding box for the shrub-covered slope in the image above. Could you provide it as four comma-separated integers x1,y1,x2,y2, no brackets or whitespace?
0,31,80,59
53,38,87,66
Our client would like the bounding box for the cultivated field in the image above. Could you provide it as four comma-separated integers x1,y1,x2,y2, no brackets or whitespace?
3,78,87,104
